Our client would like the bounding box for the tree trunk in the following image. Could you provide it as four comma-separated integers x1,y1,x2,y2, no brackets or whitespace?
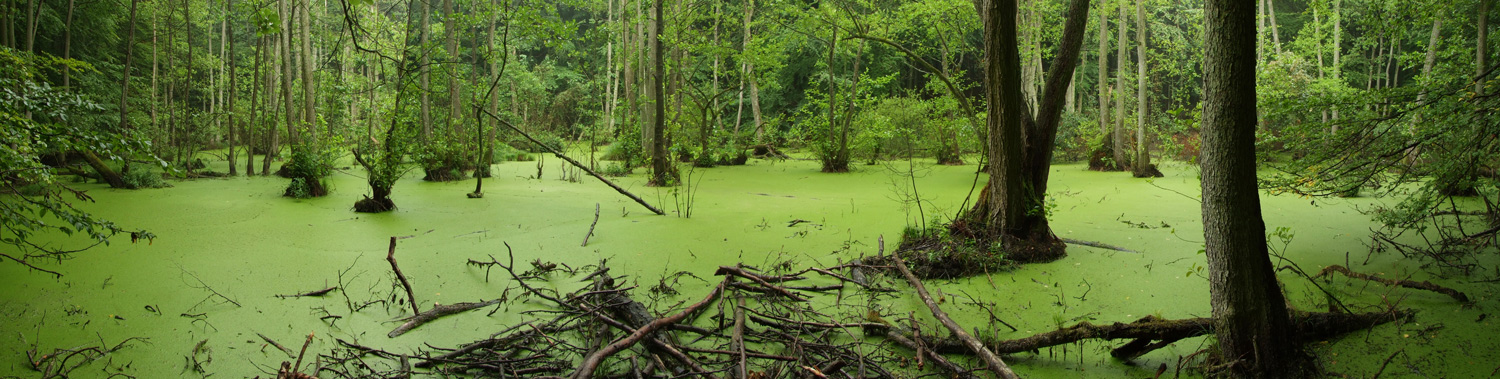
648,0,671,186
641,0,655,155
300,0,316,143
278,0,298,147
1266,0,1282,55
1479,0,1490,93
1202,0,1301,376
1097,2,1108,136
1131,0,1155,177
227,0,238,176
1113,0,1128,168
977,0,1029,251
445,0,459,137
63,0,75,88
89,0,139,189
420,0,432,140
248,36,264,176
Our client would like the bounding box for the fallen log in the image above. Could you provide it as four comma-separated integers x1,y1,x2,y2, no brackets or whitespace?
387,299,503,338
1314,264,1470,302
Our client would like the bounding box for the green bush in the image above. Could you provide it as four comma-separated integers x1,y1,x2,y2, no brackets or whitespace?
121,167,169,189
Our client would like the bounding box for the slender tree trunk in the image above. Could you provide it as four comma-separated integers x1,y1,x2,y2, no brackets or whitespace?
1479,0,1490,93
1202,0,1299,376
445,0,459,137
300,0,316,143
649,0,671,186
1097,2,1108,136
824,26,841,172
264,37,278,175
1113,0,1128,168
226,0,238,176
248,36,264,176
1132,0,1153,177
1422,20,1443,86
278,0,298,148
63,0,75,87
1013,0,1091,263
24,0,35,52
420,0,432,140
1266,0,1282,55
640,0,654,154
1257,0,1264,61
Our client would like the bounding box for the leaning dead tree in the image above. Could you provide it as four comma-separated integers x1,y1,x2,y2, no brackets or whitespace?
297,238,1423,379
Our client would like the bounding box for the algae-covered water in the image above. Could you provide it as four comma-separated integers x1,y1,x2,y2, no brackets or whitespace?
2,155,1495,378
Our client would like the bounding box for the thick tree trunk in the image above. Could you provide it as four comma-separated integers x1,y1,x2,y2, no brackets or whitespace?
1202,0,1301,376
978,0,1028,244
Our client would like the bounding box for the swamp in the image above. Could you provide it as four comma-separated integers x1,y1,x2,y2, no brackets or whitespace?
1,0,1497,378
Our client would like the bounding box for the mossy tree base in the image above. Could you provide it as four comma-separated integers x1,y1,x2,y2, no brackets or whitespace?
354,197,395,213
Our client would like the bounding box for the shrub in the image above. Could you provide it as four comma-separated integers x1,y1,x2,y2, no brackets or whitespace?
122,167,169,189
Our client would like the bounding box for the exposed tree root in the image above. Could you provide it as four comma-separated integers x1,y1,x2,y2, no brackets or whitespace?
1314,264,1470,302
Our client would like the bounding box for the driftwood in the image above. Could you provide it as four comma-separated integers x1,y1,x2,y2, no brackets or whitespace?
276,286,338,299
387,298,503,338
1315,264,1470,302
258,332,296,357
479,108,666,215
889,237,1019,379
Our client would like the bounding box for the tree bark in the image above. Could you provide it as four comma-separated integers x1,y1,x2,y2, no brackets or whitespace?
1202,0,1300,376
977,0,1027,247
278,0,298,147
63,0,75,88
1266,0,1282,55
248,36,264,176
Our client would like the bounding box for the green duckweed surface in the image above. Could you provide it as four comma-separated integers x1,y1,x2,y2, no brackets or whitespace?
2,155,1496,378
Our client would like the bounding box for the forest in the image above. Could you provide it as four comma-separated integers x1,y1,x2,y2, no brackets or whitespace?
0,0,1496,377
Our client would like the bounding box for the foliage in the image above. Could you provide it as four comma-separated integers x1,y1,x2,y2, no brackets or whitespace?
0,47,153,277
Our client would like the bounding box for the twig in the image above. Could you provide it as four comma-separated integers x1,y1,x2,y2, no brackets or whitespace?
257,333,294,357
480,108,666,215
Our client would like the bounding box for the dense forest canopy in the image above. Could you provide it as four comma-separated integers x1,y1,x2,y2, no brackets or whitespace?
1,0,1496,377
